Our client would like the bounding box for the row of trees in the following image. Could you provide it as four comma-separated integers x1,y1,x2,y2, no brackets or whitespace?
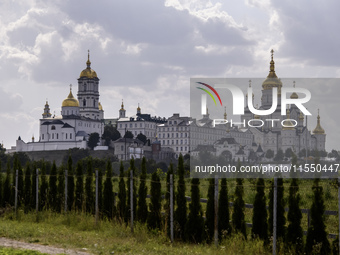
89,124,149,150
0,154,336,253
265,148,330,161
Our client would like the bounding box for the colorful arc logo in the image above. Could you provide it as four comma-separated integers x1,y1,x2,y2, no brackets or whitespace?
196,82,223,106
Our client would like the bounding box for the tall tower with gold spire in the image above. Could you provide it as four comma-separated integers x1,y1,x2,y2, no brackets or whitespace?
261,49,282,110
313,109,326,151
77,50,101,119
119,100,126,118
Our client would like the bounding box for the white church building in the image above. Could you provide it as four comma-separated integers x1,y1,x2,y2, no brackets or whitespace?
15,52,106,152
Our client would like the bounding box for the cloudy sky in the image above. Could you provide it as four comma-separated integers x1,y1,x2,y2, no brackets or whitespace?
0,0,339,151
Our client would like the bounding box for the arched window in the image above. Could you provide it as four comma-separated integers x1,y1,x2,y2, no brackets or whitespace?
51,125,56,130
83,99,86,107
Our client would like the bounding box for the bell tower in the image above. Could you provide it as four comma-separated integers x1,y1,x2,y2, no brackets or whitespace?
77,50,100,119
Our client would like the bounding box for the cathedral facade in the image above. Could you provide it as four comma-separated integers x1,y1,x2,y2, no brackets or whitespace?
16,52,105,152
240,50,326,156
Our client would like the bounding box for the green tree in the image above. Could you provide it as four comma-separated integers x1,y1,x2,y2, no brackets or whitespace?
103,160,114,219
56,165,65,213
67,155,75,211
268,178,286,241
185,178,204,243
124,130,134,139
24,163,32,213
218,178,231,239
97,168,103,217
136,133,147,144
287,178,303,253
3,160,12,207
305,179,330,254
88,132,100,150
137,157,148,223
39,162,48,211
232,176,247,239
332,237,339,255
205,178,215,242
164,163,174,237
48,161,58,211
117,161,126,221
31,162,37,210
85,158,94,214
286,154,303,253
265,149,274,159
175,154,187,241
75,161,84,211
147,171,162,230
252,178,268,242
274,149,284,161
0,162,2,207
285,148,293,158
102,124,121,146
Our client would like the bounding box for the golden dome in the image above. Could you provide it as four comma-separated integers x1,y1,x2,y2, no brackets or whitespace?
290,92,298,99
80,50,98,79
299,111,304,120
313,109,325,134
62,89,79,107
262,49,282,92
99,102,103,111
290,81,298,99
137,103,141,112
282,109,295,130
120,99,125,110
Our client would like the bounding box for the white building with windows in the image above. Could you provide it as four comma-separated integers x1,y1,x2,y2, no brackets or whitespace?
117,102,166,142
15,52,105,152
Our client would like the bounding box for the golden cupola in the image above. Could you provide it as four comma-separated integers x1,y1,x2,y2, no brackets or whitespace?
137,103,141,114
62,87,79,107
290,81,298,99
299,111,304,120
313,109,325,134
98,102,103,111
262,49,282,93
121,100,125,110
80,50,98,79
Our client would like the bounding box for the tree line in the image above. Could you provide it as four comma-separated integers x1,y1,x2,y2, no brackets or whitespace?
0,153,338,254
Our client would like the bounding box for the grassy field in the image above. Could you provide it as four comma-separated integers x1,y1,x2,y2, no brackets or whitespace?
0,246,49,255
0,211,273,255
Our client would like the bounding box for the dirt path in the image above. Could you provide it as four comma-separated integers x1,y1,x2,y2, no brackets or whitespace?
0,237,91,255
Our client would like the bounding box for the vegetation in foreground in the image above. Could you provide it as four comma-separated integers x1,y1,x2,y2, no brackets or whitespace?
0,211,272,255
0,246,49,255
